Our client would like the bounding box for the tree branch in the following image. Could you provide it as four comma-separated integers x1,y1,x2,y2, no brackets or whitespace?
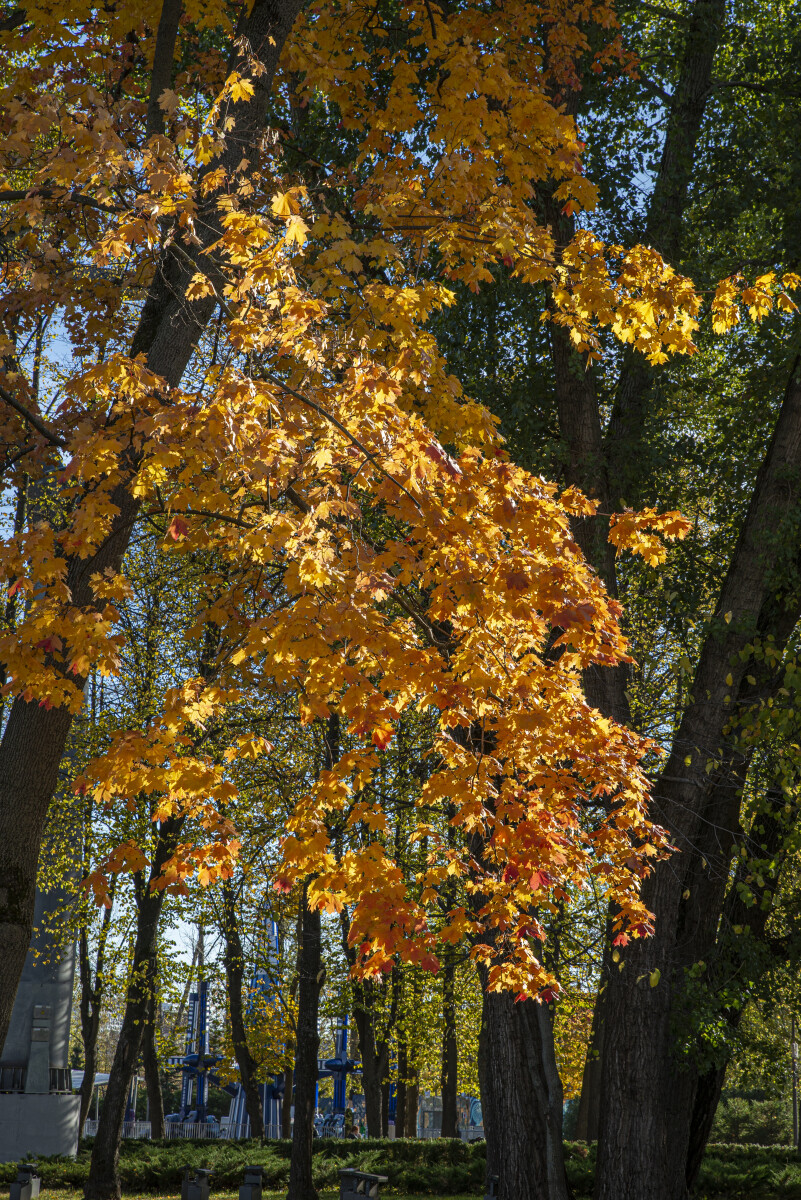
0,188,122,213
0,383,66,447
261,369,424,514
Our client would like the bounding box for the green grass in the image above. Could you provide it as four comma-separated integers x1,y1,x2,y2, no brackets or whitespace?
2,1139,801,1199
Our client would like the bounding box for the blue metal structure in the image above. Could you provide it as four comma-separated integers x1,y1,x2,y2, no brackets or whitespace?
167,919,362,1138
318,1016,359,1114
166,979,222,1123
225,919,286,1136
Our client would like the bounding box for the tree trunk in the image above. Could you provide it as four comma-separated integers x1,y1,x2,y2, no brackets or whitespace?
544,0,751,1174
682,795,786,1191
353,981,388,1137
222,878,264,1137
441,954,458,1138
595,357,801,1200
396,1036,407,1139
381,1071,390,1137
78,921,104,1134
0,0,306,1057
575,987,604,1143
480,984,569,1200
142,984,165,1140
288,882,321,1200
406,1074,419,1139
78,776,116,1135
282,1065,294,1139
79,1004,100,1134
85,819,182,1200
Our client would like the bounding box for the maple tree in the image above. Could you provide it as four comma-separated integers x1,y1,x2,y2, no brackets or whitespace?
428,1,801,1196
0,0,764,1198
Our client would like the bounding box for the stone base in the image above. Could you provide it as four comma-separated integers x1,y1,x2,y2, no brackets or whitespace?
0,1093,81,1161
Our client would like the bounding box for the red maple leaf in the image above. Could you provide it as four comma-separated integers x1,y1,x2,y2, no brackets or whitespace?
168,516,189,540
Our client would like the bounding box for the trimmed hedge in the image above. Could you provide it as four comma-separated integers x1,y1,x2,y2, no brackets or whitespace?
0,1139,486,1195
2,1138,801,1198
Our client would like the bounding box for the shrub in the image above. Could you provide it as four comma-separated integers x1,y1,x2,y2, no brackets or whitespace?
710,1097,793,1146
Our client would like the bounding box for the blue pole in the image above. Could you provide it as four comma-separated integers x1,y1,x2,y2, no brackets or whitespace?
196,981,209,1120
179,992,198,1117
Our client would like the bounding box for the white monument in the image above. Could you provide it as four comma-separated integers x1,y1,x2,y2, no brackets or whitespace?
0,885,81,1160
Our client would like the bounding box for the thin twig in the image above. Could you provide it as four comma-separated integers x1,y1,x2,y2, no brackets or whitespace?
261,370,423,514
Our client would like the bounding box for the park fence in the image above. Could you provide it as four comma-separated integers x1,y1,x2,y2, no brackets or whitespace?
83,1121,151,1139
165,1122,222,1140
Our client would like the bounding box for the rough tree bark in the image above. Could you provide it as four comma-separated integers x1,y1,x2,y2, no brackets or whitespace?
85,816,184,1200
0,0,306,1055
221,877,264,1137
142,967,165,1140
595,356,801,1200
480,984,569,1200
468,728,571,1200
287,881,322,1200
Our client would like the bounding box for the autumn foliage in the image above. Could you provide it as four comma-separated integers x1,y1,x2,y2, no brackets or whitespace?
0,0,710,1001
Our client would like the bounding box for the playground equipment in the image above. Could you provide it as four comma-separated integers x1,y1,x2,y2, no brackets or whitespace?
226,919,362,1140
162,919,363,1141
165,979,222,1131
417,1092,484,1140
318,1016,359,1115
223,919,285,1139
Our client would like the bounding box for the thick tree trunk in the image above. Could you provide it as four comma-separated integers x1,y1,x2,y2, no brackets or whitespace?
595,357,801,1200
222,878,264,1137
142,983,165,1140
0,0,305,1056
440,955,458,1138
480,985,569,1200
85,819,182,1200
288,882,321,1200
